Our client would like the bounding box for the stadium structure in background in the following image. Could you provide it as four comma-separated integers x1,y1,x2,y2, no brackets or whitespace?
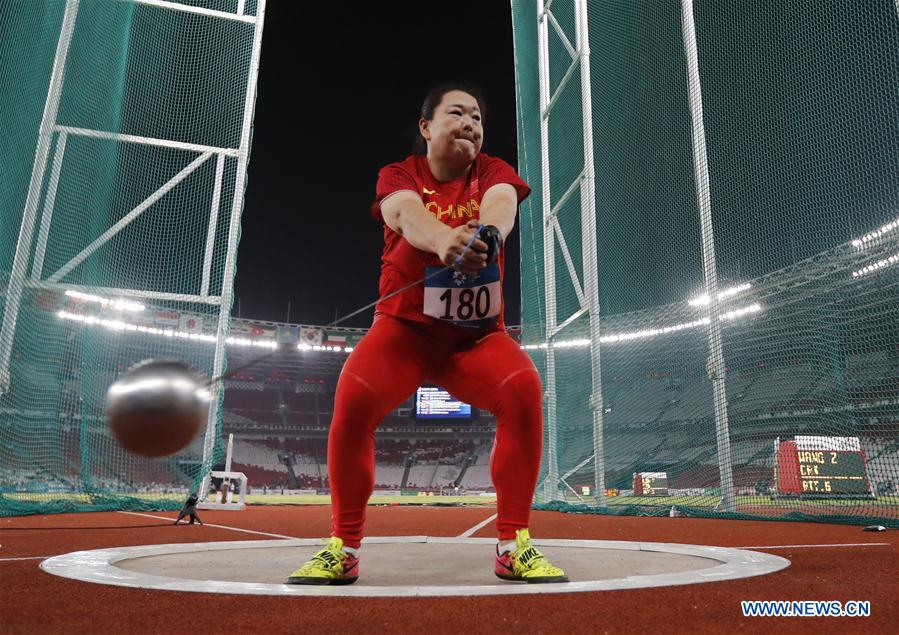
511,0,898,524
0,0,896,526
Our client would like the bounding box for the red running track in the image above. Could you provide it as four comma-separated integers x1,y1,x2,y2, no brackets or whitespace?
0,505,896,634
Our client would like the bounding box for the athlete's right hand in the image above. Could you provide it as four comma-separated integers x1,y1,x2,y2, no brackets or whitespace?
435,220,488,275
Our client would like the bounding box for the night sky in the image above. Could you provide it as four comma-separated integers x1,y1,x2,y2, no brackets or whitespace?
235,1,522,328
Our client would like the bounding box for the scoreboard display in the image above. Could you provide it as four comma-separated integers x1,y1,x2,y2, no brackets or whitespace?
633,471,669,496
414,385,472,420
775,436,872,496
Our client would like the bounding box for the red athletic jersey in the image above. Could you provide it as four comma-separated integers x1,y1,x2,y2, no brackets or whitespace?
370,153,530,332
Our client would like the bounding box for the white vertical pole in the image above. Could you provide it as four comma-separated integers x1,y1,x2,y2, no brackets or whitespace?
537,0,560,502
199,0,267,495
200,153,225,298
0,0,80,394
681,0,736,512
574,0,606,504
224,433,234,472
31,133,68,281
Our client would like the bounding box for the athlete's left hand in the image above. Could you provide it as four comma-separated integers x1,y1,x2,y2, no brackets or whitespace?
477,225,503,265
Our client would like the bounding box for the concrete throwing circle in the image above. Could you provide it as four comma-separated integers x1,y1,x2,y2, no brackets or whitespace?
40,536,789,597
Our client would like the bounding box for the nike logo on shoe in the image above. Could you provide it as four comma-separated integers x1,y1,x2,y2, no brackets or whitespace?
496,560,514,573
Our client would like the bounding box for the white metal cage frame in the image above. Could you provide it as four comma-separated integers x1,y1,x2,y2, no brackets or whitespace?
531,0,737,511
0,0,268,493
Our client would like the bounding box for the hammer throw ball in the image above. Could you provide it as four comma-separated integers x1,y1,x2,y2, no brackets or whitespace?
107,359,210,458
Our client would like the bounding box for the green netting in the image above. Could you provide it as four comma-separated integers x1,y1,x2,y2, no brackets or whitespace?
0,0,263,516
513,0,899,526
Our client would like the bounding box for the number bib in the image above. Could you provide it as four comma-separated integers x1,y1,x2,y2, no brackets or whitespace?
423,264,501,328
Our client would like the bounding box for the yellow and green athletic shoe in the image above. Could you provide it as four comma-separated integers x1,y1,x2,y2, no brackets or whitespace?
286,537,360,585
494,529,569,583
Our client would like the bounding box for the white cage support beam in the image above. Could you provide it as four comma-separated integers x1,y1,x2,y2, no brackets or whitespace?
681,0,736,512
535,0,607,504
0,0,81,393
536,0,560,502
0,0,268,506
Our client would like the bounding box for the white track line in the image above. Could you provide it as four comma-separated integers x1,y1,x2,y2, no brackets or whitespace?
737,542,891,549
0,556,50,561
117,511,300,540
458,513,497,538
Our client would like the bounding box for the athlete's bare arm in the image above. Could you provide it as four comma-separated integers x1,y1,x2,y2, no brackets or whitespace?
381,191,487,275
